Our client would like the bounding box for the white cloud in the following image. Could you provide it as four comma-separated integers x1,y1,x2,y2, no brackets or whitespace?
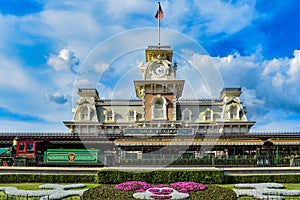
105,0,153,17
0,53,72,129
193,0,257,34
94,60,109,74
211,50,300,129
251,110,300,132
272,72,284,89
45,91,68,104
288,49,300,83
179,49,224,98
47,48,79,71
74,79,92,87
0,55,28,90
262,58,284,77
242,88,266,108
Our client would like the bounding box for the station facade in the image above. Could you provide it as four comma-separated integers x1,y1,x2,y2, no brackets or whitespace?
65,45,254,135
63,45,300,167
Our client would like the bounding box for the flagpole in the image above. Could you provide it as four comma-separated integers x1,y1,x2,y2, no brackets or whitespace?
158,3,161,46
155,2,163,46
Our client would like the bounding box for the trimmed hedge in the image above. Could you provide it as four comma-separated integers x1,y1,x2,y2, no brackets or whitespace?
97,169,225,184
97,169,300,184
226,174,300,183
3,170,300,184
0,174,97,183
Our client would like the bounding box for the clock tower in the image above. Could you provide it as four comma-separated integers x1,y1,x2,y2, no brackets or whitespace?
134,45,184,122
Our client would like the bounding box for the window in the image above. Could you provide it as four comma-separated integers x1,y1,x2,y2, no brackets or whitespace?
107,110,113,121
154,99,164,118
152,96,167,120
128,110,136,121
230,105,238,119
81,106,89,120
27,143,34,152
205,110,212,121
19,143,25,151
105,109,114,122
201,108,213,121
182,109,192,121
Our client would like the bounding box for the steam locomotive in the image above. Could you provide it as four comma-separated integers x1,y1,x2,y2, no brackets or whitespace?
0,138,104,167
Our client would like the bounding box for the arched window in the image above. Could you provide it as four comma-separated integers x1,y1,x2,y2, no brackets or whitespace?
128,110,136,121
230,105,238,119
152,96,167,120
81,106,89,120
107,110,113,121
205,110,212,121
201,108,213,121
104,109,114,122
182,109,192,122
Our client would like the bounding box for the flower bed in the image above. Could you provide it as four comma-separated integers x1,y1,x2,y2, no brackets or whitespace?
82,184,237,200
115,181,207,199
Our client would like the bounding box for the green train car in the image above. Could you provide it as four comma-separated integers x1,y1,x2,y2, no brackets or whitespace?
0,147,13,166
43,149,104,166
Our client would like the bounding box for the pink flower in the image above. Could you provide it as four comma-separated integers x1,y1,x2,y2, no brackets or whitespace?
178,188,188,194
135,188,146,193
152,184,169,188
170,182,207,191
161,189,173,194
114,181,151,191
148,188,160,193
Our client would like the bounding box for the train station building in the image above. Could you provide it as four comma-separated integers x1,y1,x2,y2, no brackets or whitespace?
62,44,300,167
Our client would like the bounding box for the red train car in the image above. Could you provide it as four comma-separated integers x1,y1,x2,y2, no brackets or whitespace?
15,140,44,159
12,139,45,166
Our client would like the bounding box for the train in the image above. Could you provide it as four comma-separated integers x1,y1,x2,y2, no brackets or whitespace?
2,136,300,167
0,139,105,167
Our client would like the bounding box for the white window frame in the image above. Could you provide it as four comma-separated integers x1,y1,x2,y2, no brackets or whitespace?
182,108,192,122
104,109,115,122
128,109,136,122
80,106,89,120
229,105,239,119
151,95,167,120
204,108,213,121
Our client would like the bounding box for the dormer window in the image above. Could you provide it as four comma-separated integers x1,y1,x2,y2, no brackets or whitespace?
152,95,167,120
182,108,192,122
81,106,89,120
229,105,238,119
205,110,212,121
108,111,113,121
104,109,115,122
200,108,213,121
128,109,136,121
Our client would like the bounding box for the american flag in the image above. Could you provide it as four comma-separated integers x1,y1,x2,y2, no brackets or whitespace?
155,2,164,20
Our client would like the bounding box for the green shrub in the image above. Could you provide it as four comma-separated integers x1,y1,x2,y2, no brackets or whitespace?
0,174,97,183
226,174,300,183
97,170,225,184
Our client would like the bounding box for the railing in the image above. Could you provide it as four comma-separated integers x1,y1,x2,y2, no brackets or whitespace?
119,155,292,167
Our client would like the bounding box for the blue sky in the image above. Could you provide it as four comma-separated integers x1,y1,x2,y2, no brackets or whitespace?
0,0,300,132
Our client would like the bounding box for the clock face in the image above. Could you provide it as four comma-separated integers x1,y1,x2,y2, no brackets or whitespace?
152,64,166,77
